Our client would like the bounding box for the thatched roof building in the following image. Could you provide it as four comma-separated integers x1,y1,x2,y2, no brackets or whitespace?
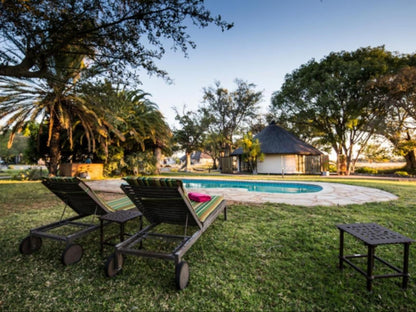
232,121,322,156
231,122,324,174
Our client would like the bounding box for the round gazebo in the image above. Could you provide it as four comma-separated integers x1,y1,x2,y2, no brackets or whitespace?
231,121,324,174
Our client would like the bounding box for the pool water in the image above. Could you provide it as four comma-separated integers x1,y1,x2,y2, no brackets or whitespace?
182,179,323,194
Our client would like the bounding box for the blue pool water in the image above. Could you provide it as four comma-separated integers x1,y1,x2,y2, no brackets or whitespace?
182,179,323,194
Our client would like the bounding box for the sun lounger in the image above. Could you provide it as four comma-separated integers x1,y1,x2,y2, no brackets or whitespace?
19,177,138,265
105,177,227,290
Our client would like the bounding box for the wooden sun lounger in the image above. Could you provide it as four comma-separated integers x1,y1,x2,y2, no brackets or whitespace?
19,177,138,265
105,177,227,290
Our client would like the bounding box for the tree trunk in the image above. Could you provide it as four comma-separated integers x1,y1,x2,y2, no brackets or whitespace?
212,157,217,170
337,154,347,175
404,148,416,171
100,141,109,164
185,152,192,172
48,125,61,176
154,147,162,174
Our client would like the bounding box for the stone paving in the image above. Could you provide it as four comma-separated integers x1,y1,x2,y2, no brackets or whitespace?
88,178,398,207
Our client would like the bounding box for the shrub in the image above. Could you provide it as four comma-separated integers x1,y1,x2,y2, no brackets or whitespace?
355,167,378,174
12,168,48,181
394,170,409,177
328,163,337,173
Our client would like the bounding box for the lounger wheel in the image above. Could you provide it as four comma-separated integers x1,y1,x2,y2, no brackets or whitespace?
61,244,83,265
175,261,190,290
19,236,42,255
105,253,124,277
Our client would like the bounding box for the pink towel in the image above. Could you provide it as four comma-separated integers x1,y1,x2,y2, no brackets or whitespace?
188,192,211,202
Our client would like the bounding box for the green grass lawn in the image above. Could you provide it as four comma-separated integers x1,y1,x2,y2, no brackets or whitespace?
0,178,416,311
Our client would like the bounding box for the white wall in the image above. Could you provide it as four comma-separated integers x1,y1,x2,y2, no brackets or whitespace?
257,154,298,174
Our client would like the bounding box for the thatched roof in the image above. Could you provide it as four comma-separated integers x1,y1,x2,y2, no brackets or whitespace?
231,122,322,156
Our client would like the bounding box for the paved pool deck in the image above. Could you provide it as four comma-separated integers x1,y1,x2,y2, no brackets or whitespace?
87,177,398,207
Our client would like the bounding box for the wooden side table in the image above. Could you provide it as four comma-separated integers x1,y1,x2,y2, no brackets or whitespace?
100,209,143,255
337,223,414,291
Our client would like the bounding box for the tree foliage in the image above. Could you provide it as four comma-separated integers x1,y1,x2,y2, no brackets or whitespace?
0,0,232,83
0,130,28,163
369,66,416,170
0,48,121,175
94,84,172,175
239,131,264,173
200,79,263,152
173,106,207,171
203,132,224,169
270,46,411,174
0,0,230,175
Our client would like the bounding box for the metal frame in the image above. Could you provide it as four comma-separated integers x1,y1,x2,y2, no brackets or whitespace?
20,177,133,264
29,214,102,246
114,199,226,266
337,223,413,291
107,178,227,289
99,209,143,255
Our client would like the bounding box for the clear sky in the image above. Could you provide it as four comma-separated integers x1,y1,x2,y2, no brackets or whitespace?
138,0,416,127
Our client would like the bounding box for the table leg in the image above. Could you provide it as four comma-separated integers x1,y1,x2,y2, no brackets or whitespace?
403,243,410,289
367,245,375,291
339,229,344,270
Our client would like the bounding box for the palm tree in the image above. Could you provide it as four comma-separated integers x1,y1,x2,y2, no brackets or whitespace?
91,86,171,174
0,49,122,175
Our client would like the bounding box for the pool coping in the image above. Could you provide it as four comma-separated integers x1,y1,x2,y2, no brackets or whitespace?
87,177,398,207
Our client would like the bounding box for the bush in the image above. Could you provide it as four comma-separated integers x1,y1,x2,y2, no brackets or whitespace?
328,163,337,173
355,166,378,174
12,168,48,181
394,170,409,177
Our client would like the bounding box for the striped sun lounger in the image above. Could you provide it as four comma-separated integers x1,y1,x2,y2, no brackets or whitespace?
19,177,139,265
105,177,227,290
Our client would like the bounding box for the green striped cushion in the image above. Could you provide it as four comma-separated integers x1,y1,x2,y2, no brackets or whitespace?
124,177,180,188
44,177,134,213
106,196,135,211
44,177,79,183
190,195,224,222
123,177,223,223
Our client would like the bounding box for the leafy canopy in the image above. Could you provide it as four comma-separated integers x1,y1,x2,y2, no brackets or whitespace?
270,46,410,174
200,79,263,148
239,131,263,172
0,0,233,82
369,66,416,170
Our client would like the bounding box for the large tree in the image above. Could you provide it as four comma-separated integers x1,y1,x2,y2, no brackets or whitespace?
0,0,232,82
369,66,416,171
270,46,406,175
1,1,228,175
173,107,207,171
200,79,263,154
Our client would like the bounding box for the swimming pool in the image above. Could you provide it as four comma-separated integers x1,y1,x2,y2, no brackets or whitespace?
182,179,323,194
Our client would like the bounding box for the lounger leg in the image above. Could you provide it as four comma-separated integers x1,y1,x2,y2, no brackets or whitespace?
100,219,104,255
120,223,125,242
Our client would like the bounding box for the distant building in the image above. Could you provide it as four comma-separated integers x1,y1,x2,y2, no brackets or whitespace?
231,121,325,174
180,151,213,166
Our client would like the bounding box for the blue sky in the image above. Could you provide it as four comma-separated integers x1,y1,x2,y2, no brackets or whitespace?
139,0,416,127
